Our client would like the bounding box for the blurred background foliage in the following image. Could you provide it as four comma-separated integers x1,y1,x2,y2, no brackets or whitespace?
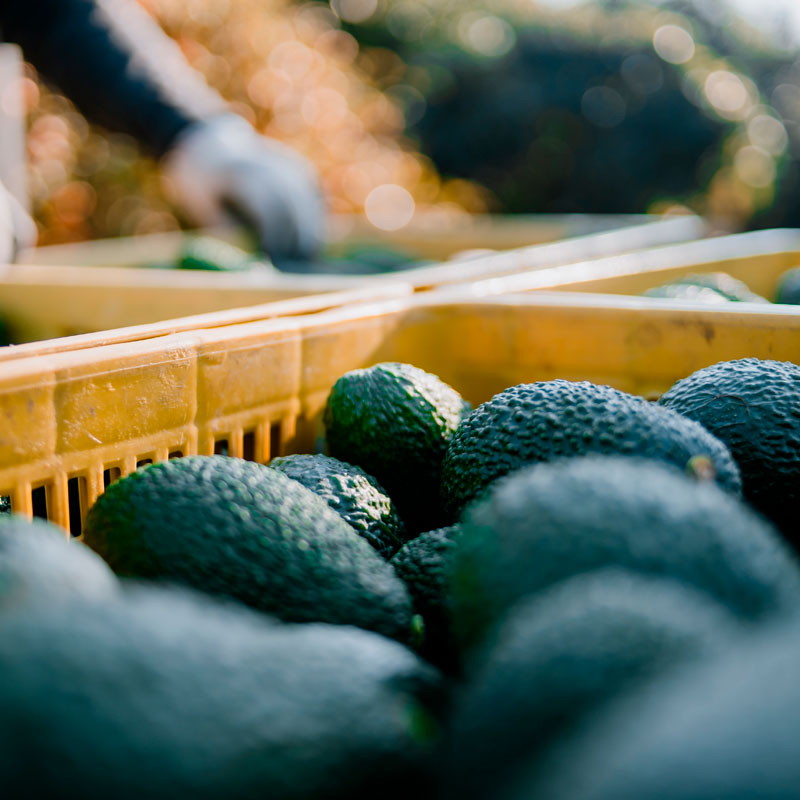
24,0,800,245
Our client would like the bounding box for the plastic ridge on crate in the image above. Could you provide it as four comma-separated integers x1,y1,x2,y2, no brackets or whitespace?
0,214,707,349
1,288,800,536
0,275,413,361
457,228,800,299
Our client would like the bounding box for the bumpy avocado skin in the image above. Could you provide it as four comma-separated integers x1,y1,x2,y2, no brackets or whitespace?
82,455,412,641
0,516,118,609
441,380,741,520
445,570,738,800
324,362,471,531
0,585,444,800
451,456,799,652
270,453,406,557
527,620,800,800
658,358,800,543
391,525,462,669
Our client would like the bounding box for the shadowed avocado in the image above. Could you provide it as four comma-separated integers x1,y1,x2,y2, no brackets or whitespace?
658,358,800,544
270,453,406,557
451,456,799,652
0,584,444,800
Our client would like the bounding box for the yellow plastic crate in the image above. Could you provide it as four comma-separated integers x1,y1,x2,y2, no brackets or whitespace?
458,228,800,299
2,288,799,536
1,213,705,348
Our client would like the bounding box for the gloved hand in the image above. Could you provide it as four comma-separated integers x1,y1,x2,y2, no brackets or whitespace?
0,182,37,264
161,114,325,263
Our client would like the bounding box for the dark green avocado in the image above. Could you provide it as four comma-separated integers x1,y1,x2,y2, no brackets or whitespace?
444,569,737,800
0,584,444,800
176,236,264,271
774,266,800,304
391,525,462,669
324,362,471,532
441,379,741,520
82,455,412,641
270,453,406,558
451,456,799,652
658,358,800,543
527,619,800,800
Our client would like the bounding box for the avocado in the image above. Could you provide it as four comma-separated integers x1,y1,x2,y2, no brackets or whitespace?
0,515,118,610
645,272,768,304
451,456,799,652
658,358,800,543
774,266,800,304
82,455,412,641
270,453,406,557
324,362,471,532
527,619,800,800
643,283,732,303
441,380,741,520
391,525,462,669
444,569,738,800
0,584,444,800
176,235,266,271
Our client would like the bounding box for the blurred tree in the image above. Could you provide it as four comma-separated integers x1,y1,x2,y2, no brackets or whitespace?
333,0,798,228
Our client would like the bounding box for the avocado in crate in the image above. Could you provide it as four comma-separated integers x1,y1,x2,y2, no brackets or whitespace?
275,243,424,275
82,455,413,642
269,453,407,558
450,456,800,653
444,569,739,800
174,235,272,272
441,379,741,521
0,584,444,800
643,272,769,304
324,362,471,533
0,516,118,610
659,358,800,545
774,266,800,304
526,619,800,800
391,525,463,670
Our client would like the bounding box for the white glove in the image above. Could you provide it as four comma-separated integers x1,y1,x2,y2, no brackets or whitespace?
162,115,325,263
0,183,36,264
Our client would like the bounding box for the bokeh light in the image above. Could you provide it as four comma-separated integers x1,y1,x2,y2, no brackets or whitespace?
704,71,750,119
330,0,378,25
364,184,415,230
457,13,517,58
653,25,696,65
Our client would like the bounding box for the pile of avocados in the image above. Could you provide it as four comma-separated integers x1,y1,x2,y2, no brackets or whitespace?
4,357,800,799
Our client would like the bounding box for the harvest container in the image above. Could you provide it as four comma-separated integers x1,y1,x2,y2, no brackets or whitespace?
0,213,704,347
2,288,799,536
